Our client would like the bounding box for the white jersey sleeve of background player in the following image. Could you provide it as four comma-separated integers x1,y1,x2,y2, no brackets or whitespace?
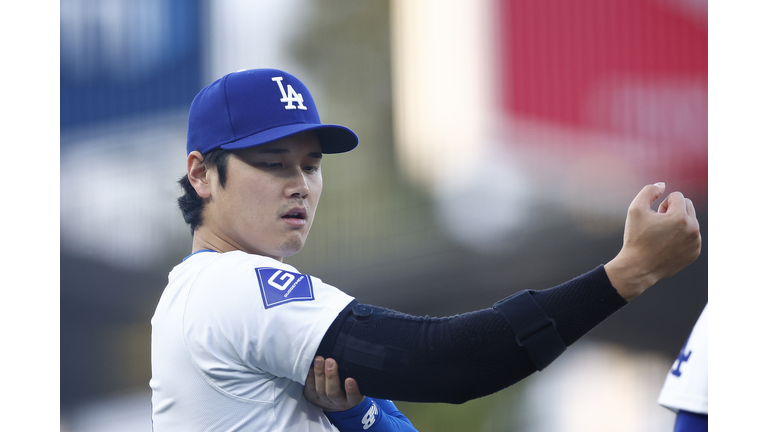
657,303,708,415
151,250,354,431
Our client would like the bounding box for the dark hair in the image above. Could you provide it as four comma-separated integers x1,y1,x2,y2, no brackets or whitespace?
177,148,231,235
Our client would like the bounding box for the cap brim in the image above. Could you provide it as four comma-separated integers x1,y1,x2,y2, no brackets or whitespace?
219,123,358,154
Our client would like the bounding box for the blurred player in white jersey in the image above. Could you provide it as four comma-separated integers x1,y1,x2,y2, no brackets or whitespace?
658,304,708,432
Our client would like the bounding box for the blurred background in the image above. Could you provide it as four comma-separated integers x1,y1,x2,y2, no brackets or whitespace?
59,0,707,430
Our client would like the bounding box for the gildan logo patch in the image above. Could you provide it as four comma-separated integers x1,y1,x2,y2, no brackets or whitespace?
256,268,314,309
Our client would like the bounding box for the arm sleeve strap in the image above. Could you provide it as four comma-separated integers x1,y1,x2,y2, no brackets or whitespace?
317,265,627,404
493,289,566,371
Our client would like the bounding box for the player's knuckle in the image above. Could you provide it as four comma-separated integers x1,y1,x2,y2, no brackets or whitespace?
671,191,687,203
628,205,644,219
669,209,687,224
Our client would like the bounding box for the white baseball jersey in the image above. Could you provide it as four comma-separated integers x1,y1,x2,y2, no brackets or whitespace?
150,250,354,431
657,303,708,415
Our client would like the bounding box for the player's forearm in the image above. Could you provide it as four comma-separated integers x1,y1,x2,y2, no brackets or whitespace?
528,265,628,345
317,265,627,403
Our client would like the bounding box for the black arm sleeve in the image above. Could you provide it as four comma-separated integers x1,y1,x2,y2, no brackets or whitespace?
316,265,628,404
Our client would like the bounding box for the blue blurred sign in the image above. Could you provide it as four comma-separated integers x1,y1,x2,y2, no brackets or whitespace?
60,0,202,133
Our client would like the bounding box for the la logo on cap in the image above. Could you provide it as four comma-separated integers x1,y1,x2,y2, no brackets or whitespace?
272,77,307,110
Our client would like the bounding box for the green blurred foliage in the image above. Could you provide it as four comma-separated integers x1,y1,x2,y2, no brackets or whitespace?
396,385,526,432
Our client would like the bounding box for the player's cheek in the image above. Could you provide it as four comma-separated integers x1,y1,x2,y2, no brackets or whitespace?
313,172,323,196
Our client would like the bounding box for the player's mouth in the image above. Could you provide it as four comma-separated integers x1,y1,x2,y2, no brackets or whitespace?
281,207,308,227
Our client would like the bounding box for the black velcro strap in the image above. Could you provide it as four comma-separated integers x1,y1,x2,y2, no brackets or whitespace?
328,304,410,376
493,290,566,371
333,333,409,375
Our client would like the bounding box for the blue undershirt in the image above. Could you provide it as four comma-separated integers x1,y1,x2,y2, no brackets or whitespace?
674,410,708,432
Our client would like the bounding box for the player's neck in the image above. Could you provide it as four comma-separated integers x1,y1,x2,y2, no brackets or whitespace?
190,229,284,262
190,228,235,255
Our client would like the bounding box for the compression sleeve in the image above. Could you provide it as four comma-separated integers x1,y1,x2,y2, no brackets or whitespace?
317,265,627,404
324,398,417,432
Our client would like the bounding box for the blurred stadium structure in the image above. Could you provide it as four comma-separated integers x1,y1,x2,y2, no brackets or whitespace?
60,0,707,430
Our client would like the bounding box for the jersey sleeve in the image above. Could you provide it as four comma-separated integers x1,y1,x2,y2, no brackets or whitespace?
658,304,708,415
183,252,354,385
324,398,418,432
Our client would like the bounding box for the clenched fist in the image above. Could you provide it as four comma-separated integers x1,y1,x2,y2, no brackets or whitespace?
604,183,702,300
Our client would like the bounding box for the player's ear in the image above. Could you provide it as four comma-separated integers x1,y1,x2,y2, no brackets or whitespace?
187,151,213,199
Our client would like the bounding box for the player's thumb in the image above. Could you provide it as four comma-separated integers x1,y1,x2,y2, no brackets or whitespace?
344,378,365,405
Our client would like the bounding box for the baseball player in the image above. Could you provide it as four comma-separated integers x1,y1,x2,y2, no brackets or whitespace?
150,68,702,431
658,304,708,431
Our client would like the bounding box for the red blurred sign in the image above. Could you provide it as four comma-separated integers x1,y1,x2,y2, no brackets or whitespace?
497,0,707,190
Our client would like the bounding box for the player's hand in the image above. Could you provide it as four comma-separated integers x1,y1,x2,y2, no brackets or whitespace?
605,183,701,300
304,356,365,412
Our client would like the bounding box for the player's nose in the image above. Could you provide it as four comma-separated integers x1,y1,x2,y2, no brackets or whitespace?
286,170,310,199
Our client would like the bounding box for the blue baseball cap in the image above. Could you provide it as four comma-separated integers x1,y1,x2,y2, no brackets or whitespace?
186,68,359,155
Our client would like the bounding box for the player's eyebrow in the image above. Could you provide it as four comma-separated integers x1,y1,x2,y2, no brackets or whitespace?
254,148,290,154
253,147,322,159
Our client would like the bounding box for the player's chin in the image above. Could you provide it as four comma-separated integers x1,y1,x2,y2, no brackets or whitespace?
274,236,306,258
